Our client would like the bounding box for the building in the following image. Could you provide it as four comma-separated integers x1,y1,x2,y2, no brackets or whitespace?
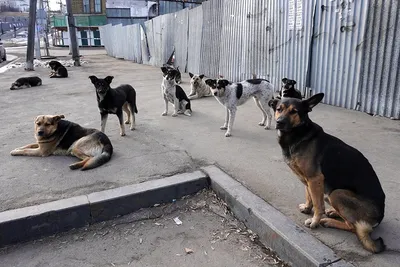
0,0,29,12
50,0,107,47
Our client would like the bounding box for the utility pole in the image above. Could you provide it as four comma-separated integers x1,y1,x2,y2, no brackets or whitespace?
26,0,38,70
65,0,80,66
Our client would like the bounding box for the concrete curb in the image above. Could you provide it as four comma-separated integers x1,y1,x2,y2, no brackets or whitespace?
0,170,209,246
201,165,354,267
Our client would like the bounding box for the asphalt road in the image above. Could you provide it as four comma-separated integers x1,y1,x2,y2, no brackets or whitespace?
0,50,399,266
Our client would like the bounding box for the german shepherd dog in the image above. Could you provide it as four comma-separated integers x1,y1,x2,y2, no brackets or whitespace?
10,76,42,90
161,67,192,117
48,61,68,78
89,76,138,136
277,78,302,99
10,115,113,171
268,93,386,253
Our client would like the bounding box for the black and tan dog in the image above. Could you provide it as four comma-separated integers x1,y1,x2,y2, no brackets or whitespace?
277,78,302,99
10,115,113,171
48,60,68,78
268,93,386,253
89,75,138,136
10,76,42,90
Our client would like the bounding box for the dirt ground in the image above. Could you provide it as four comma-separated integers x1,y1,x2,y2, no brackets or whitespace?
0,190,288,267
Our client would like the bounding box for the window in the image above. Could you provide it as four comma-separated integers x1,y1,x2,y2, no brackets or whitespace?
83,0,90,13
94,0,102,13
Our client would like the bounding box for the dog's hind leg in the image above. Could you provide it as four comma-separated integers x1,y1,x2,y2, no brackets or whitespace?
69,158,90,170
220,107,229,130
128,103,136,130
254,97,268,126
172,97,179,117
116,110,126,136
122,103,131,125
225,107,236,137
162,95,169,116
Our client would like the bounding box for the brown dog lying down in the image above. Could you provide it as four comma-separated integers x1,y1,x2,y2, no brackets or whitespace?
10,115,113,171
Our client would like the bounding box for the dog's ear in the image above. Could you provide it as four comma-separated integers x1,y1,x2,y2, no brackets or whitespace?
205,79,216,87
282,78,288,84
268,99,279,111
303,93,324,111
289,79,297,85
199,74,205,79
53,114,65,122
189,72,194,78
105,76,114,85
88,75,98,84
220,79,230,87
161,67,168,75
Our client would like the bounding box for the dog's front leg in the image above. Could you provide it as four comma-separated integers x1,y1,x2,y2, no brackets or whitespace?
10,147,47,157
225,107,236,137
304,178,325,229
116,110,126,136
299,186,313,214
100,112,108,133
220,107,229,130
162,95,169,116
172,97,179,117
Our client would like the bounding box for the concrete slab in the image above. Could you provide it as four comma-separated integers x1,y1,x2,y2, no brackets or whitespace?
0,51,399,266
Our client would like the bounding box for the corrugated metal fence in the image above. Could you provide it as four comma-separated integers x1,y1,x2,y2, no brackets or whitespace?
100,0,400,119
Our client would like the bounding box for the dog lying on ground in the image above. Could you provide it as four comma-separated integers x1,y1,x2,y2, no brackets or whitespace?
10,76,42,90
89,75,138,136
276,78,302,99
268,93,386,253
161,67,192,117
205,78,274,137
10,115,113,171
188,73,212,99
48,60,68,78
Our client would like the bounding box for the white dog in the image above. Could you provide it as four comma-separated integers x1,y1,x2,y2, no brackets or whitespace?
205,78,274,137
188,73,212,99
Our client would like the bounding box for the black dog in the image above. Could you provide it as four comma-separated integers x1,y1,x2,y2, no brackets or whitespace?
89,75,138,136
268,93,386,253
48,61,68,78
10,76,42,90
277,78,302,99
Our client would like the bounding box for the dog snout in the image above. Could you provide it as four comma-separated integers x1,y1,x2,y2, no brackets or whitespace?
213,92,218,96
37,130,45,136
275,117,287,129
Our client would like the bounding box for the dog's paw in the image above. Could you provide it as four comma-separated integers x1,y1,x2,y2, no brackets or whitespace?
130,126,136,131
299,203,312,214
171,113,178,117
220,126,228,130
177,110,184,114
10,149,20,156
124,120,130,124
319,218,334,228
120,132,126,136
325,208,340,218
264,125,271,130
258,122,266,126
225,132,232,137
305,218,319,229
161,112,168,116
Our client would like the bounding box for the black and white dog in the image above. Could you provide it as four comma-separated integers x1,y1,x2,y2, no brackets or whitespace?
161,67,192,117
188,73,212,99
48,61,68,78
89,75,138,136
277,78,302,99
10,76,42,90
205,78,274,137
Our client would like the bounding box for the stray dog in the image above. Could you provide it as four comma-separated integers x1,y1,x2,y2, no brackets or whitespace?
205,78,274,137
48,60,68,78
10,115,113,171
268,93,386,253
89,75,138,136
277,78,302,99
162,65,182,84
188,72,212,99
161,67,192,117
10,76,42,90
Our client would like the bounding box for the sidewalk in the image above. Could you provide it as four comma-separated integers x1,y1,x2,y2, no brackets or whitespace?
0,52,399,266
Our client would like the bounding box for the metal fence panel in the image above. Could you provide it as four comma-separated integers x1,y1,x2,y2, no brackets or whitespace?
199,0,224,78
173,8,189,72
187,6,203,74
360,0,400,118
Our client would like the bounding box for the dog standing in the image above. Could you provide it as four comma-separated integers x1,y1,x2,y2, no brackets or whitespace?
161,67,192,117
89,76,138,136
188,73,212,99
277,78,302,99
48,61,68,78
10,76,42,90
205,78,274,137
268,94,386,253
10,115,113,171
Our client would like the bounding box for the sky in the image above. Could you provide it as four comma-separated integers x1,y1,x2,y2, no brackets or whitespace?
49,0,65,11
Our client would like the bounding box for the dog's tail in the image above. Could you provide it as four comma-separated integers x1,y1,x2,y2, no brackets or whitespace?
81,136,113,171
133,93,138,114
354,221,385,253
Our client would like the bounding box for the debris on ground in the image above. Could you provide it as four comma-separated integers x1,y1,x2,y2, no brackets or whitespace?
2,59,88,71
184,247,194,254
173,217,182,225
